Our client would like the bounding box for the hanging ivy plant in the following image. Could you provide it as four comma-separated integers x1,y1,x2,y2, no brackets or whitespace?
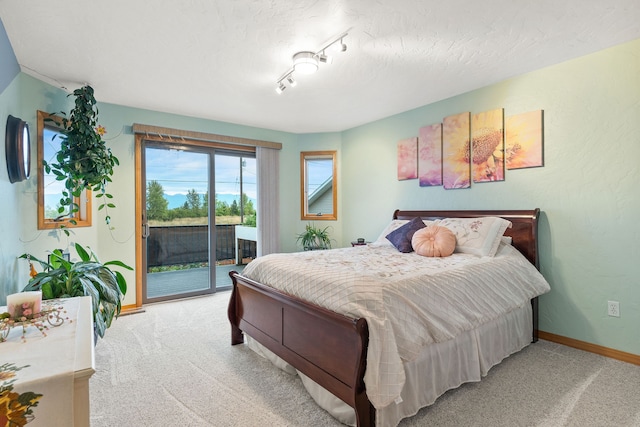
44,85,119,226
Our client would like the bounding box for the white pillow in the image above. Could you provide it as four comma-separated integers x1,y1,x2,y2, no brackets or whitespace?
436,216,512,257
370,219,435,247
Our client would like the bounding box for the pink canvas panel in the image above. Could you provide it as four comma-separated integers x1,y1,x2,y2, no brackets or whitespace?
418,124,442,187
442,112,470,189
397,137,418,180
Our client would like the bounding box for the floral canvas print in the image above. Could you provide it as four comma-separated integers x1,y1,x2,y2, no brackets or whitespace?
397,137,418,180
442,112,471,189
418,124,442,187
506,110,544,169
472,108,504,183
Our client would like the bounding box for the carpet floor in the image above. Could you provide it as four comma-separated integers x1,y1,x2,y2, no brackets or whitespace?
90,292,640,426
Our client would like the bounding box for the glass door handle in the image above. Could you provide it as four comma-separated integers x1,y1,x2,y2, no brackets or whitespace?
142,223,150,239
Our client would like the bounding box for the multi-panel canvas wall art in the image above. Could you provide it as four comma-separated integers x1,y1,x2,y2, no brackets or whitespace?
395,108,543,187
471,108,504,183
397,137,418,180
442,112,470,189
418,124,442,187
506,110,544,169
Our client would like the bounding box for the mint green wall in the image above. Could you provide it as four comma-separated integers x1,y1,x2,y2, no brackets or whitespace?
0,74,301,307
0,75,73,303
295,132,344,248
2,28,638,357
341,39,640,356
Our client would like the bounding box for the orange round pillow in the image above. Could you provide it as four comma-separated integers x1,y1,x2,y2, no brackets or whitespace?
411,225,456,257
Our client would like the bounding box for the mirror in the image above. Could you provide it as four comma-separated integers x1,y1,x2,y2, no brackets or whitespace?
37,111,92,229
5,115,31,183
300,150,337,220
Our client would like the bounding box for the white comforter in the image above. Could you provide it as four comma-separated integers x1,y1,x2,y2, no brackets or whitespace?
241,241,550,409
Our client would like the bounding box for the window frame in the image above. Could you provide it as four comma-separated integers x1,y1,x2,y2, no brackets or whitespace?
300,150,337,221
37,110,92,230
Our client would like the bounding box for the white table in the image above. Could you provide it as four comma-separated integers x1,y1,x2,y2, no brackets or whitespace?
0,296,95,427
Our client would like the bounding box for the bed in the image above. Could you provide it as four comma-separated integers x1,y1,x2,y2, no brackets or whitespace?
227,209,550,426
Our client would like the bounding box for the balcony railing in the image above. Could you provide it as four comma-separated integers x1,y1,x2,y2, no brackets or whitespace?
147,224,256,268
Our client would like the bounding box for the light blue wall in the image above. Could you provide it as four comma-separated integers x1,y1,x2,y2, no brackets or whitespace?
0,18,19,93
341,38,640,356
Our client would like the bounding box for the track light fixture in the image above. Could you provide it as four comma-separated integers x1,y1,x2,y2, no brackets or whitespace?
293,51,319,74
275,31,348,94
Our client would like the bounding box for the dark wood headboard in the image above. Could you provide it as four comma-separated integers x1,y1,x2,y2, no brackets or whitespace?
393,209,540,269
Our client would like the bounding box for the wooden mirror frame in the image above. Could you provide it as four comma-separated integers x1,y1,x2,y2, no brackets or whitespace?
300,150,337,221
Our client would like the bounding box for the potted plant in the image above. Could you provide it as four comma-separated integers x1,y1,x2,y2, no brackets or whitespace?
19,243,132,339
44,85,119,226
296,223,333,250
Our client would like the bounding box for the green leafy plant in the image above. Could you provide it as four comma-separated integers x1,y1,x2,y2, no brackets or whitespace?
243,213,256,227
44,85,119,227
296,223,333,250
19,243,133,339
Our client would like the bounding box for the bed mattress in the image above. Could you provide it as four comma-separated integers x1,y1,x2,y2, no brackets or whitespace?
241,240,550,409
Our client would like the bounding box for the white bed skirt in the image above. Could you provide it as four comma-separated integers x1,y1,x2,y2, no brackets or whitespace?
246,304,533,427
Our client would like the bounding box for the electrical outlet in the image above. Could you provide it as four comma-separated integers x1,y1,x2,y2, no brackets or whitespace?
607,300,620,317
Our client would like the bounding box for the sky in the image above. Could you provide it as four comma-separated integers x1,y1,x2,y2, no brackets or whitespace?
145,147,256,200
42,134,332,210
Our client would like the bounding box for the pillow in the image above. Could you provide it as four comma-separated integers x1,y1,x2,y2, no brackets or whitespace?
436,216,512,257
412,225,456,257
371,219,434,247
385,217,426,253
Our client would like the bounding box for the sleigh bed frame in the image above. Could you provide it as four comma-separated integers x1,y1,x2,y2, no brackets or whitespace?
228,209,541,427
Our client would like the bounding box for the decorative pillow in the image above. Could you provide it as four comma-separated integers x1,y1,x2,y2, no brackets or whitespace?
412,225,456,257
385,217,426,253
371,219,434,247
436,216,512,257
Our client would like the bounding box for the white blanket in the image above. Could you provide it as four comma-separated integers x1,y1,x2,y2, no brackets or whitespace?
241,241,550,409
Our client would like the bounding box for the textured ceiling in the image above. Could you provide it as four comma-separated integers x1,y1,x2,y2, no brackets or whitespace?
1,0,639,133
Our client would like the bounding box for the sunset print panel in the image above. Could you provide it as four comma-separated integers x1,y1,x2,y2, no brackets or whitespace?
418,124,442,187
472,108,504,183
397,137,418,180
506,110,544,169
442,112,470,189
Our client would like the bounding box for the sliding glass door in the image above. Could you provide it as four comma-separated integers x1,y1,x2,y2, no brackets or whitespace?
141,142,256,303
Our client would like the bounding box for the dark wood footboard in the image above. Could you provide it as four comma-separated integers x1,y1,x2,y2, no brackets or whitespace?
228,271,375,426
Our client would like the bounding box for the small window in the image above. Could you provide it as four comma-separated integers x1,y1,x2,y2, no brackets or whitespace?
37,111,92,229
300,151,337,220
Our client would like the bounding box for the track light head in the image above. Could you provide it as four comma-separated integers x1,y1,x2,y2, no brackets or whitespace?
286,75,297,87
338,38,347,52
318,51,333,64
275,81,286,94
